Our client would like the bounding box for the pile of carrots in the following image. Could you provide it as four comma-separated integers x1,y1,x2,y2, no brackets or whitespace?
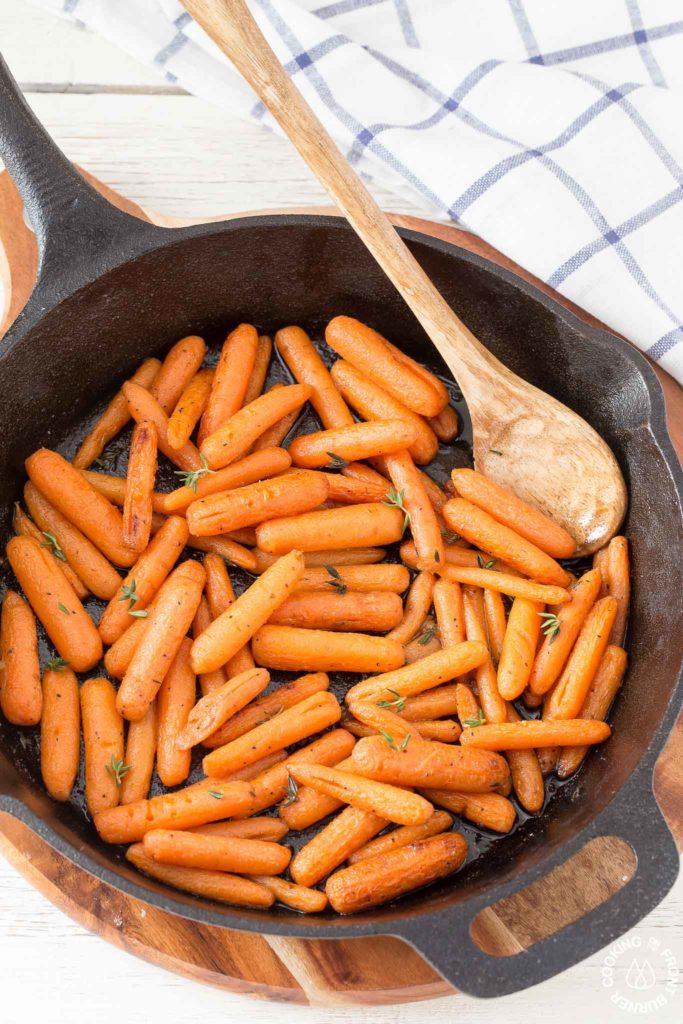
0,316,630,915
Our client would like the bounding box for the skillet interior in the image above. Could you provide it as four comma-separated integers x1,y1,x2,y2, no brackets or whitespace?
0,217,681,937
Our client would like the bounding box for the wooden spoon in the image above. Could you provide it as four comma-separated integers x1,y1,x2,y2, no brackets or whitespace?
183,0,626,555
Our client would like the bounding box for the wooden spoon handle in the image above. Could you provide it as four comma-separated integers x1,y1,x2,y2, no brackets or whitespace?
182,0,495,391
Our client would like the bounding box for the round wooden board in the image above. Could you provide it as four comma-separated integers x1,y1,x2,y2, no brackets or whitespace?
0,167,681,1005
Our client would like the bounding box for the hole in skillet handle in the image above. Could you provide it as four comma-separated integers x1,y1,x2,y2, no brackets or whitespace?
392,771,679,998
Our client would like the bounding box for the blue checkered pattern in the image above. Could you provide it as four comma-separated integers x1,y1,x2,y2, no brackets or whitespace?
33,0,683,383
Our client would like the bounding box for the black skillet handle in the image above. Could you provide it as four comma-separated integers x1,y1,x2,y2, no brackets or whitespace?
0,54,158,306
396,771,679,998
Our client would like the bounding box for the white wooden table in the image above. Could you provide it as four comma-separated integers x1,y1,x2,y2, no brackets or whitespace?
0,4,681,1022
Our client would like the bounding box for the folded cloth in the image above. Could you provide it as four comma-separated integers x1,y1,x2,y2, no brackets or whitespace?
30,0,683,383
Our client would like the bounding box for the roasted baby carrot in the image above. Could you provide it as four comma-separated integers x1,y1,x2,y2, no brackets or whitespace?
250,875,328,913
325,317,447,417
244,729,355,815
315,472,388,505
192,597,227,696
252,625,405,674
251,383,302,450
461,719,612,749
384,450,444,568
432,578,465,648
103,603,154,679
203,672,330,748
6,536,103,673
124,381,203,472
13,503,89,600
95,777,258,843
117,560,206,721
350,735,510,792
0,591,42,726
163,447,292,512
497,597,542,701
455,682,480,727
40,667,80,801
443,498,571,586
543,597,618,721
198,324,259,444
122,419,158,553
288,763,433,826
119,702,157,805
81,677,124,816
326,831,468,914
428,404,459,443
186,469,329,536
25,449,137,567
289,420,419,469
23,483,121,600
167,368,214,450
556,645,627,778
437,564,571,605
290,805,387,887
253,546,386,572
604,536,630,645
143,828,291,876
127,844,274,908
151,335,207,414
278,755,355,830
202,691,341,778
422,788,517,833
73,357,160,469
275,325,353,429
190,818,289,841
400,683,460,721
405,719,460,742
191,550,304,674
243,334,272,405
202,553,255,678
345,700,421,744
403,618,441,662
483,589,507,666
294,563,409,594
156,638,195,787
503,704,545,813
345,641,488,704
401,540,492,571
348,810,453,864
99,515,188,645
256,503,404,555
387,571,435,645
177,667,270,749
184,533,257,573
330,360,438,465
79,470,168,515
450,469,576,559
462,589,507,724
201,383,312,469
527,568,603,695
268,590,404,632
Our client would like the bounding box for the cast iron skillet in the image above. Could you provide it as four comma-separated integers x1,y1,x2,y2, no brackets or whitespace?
1,57,682,999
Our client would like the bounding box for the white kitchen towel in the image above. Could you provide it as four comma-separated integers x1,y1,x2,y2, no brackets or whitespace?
28,0,683,383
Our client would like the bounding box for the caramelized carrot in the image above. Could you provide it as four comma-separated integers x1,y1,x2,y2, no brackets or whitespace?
556,645,627,778
198,324,259,444
186,470,329,536
422,789,516,833
202,553,255,678
275,325,353,429
503,704,545,813
251,383,302,450
350,735,510,792
450,469,576,559
330,360,438,464
119,702,157,805
428,404,459,443
252,625,405,674
117,560,205,721
127,845,274,908
384,450,444,569
23,483,120,600
13,503,89,600
243,334,272,405
443,498,571,586
167,368,214,450
203,672,330,748
326,832,468,913
483,589,507,666
437,564,571,605
73,357,160,469
253,546,386,572
151,335,207,414
25,449,137,567
294,563,409,594
325,317,447,417
386,571,435,645
6,536,103,673
192,597,227,697
0,591,42,726
40,667,80,801
79,470,168,515
162,447,292,513
348,810,453,864
122,420,158,552
528,569,603,695
156,638,195,787
604,536,630,645
497,597,542,701
177,667,269,750
345,641,487,704
200,384,312,469
462,588,507,724
124,381,203,472
81,677,124,816
543,597,618,721
289,420,418,469
249,875,328,913
269,590,403,632
290,805,387,887
143,828,291,876
432,578,465,648
288,763,434,826
257,503,404,555
461,719,612,749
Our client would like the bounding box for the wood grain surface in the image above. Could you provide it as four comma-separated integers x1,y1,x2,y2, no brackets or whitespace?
0,164,680,1005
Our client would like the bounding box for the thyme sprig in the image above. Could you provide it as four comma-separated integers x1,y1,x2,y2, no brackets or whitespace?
41,531,66,562
174,454,214,494
383,486,410,535
105,755,132,787
376,688,406,713
538,611,561,642
324,564,347,595
463,708,486,728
